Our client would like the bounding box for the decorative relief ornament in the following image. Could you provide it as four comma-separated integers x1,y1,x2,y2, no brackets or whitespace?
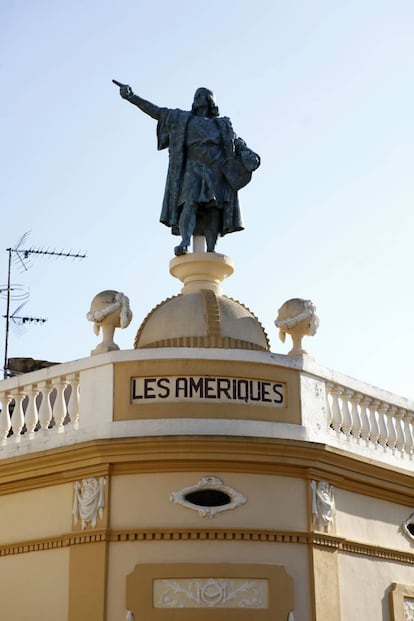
405,597,414,620
170,476,247,518
72,477,106,529
311,480,336,532
125,611,135,621
154,578,267,608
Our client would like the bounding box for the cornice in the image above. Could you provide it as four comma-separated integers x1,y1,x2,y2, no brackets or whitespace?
0,436,412,505
1,527,413,566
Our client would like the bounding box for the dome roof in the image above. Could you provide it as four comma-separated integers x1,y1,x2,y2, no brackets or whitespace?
134,289,269,351
134,252,269,351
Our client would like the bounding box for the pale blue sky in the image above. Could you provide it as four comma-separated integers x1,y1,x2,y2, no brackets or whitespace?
1,1,414,397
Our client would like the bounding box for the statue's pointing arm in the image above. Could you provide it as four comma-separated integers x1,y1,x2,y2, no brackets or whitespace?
119,84,160,120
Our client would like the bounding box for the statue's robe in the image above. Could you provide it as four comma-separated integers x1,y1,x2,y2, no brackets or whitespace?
157,108,244,237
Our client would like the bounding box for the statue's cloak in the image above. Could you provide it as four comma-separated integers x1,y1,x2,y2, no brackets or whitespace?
157,108,244,236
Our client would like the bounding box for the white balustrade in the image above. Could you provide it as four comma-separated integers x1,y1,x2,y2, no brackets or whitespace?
325,382,414,459
0,354,413,469
0,373,80,446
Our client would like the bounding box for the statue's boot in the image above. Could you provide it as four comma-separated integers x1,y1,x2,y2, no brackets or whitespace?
174,243,188,256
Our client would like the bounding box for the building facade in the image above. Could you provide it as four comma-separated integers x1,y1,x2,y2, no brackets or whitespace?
0,253,413,621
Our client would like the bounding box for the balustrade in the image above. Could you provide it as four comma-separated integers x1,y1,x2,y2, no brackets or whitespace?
0,373,79,445
325,382,414,459
0,355,412,469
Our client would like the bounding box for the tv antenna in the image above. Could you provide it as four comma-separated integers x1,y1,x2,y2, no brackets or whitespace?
2,232,86,378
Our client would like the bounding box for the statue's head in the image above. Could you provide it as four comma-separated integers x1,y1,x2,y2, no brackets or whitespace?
192,87,219,117
275,298,319,343
87,290,132,335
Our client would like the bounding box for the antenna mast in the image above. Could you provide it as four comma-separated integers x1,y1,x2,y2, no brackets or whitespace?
2,232,86,378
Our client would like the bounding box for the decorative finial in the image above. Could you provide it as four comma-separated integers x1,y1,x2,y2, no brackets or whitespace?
87,290,132,355
275,298,319,357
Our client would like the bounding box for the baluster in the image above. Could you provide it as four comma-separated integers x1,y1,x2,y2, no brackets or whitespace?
368,399,380,444
341,390,353,437
377,402,390,449
359,396,371,443
67,374,80,430
10,390,25,442
52,379,67,432
25,385,39,437
350,392,362,440
404,411,414,456
38,381,53,430
387,406,398,450
330,385,343,433
325,383,334,428
395,409,406,454
0,393,12,444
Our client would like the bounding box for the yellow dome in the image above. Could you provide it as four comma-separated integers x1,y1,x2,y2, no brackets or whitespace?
134,289,269,351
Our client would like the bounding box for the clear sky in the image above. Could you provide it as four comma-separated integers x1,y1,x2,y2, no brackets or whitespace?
1,1,414,398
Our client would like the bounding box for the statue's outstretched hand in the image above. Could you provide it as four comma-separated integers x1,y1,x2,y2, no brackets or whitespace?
112,80,159,119
120,84,133,99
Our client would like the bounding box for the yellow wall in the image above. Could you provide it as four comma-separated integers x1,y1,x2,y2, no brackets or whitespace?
110,472,307,531
335,489,414,553
338,554,414,621
0,548,69,621
0,483,73,544
106,541,311,621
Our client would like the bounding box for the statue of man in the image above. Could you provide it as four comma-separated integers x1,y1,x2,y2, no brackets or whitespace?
115,83,260,256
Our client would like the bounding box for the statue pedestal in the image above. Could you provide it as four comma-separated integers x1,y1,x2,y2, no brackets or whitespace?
169,252,234,295
90,324,120,356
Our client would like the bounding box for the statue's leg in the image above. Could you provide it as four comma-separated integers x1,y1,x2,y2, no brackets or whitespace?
205,207,220,252
175,202,197,256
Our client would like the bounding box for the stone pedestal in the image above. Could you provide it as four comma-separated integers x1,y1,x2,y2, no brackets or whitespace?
169,252,234,295
90,322,120,355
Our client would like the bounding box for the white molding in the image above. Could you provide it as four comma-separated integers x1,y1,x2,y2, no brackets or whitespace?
170,476,247,518
154,577,267,608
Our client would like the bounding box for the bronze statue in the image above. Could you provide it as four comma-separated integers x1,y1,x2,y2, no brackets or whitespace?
113,81,260,256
